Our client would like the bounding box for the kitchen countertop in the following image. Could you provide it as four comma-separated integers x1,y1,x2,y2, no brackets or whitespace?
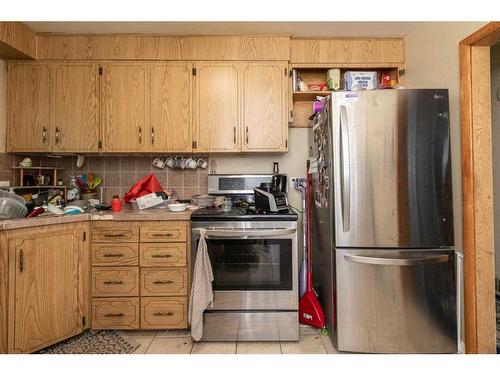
0,207,194,230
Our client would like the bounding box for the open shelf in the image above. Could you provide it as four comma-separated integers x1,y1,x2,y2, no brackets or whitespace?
12,166,64,170
292,91,332,101
9,185,70,190
290,65,404,128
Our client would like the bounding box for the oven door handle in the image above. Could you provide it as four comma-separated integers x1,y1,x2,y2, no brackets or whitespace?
192,228,296,238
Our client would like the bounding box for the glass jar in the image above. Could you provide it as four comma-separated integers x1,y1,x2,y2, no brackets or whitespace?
221,197,232,212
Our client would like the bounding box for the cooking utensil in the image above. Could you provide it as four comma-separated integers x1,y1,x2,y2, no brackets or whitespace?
92,176,102,189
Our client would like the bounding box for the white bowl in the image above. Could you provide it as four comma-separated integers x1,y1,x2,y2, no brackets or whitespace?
167,203,187,212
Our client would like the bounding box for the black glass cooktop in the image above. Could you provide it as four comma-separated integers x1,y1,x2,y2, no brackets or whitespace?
191,206,298,221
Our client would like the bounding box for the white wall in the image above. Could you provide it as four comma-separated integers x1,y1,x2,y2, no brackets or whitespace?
491,43,500,279
210,128,309,210
405,22,488,252
0,59,6,153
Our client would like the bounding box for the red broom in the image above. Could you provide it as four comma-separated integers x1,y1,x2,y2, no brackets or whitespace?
298,169,326,329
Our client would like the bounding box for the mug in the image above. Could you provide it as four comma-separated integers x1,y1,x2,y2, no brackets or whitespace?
152,157,165,169
36,175,46,186
197,158,208,169
166,157,175,168
185,157,197,169
173,156,183,169
20,157,32,168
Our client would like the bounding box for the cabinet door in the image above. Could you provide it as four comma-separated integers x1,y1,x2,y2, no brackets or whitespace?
194,62,240,152
7,63,51,152
8,228,83,353
101,64,148,152
53,63,100,152
150,63,192,152
242,62,288,152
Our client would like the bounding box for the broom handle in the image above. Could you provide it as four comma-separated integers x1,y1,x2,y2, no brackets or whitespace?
306,162,313,292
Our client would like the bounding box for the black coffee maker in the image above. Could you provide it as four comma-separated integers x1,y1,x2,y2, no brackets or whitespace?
271,162,287,193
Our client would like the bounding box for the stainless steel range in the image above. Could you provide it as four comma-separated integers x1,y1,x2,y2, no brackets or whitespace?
191,174,299,341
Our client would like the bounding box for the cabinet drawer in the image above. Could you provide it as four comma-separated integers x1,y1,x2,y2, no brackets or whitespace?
92,227,139,242
92,297,140,329
140,243,187,267
140,268,188,296
92,243,139,266
141,297,188,329
140,223,187,243
92,267,139,297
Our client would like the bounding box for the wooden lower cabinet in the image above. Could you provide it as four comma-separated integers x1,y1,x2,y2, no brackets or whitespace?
90,220,190,331
1,223,89,353
141,297,187,330
92,298,140,329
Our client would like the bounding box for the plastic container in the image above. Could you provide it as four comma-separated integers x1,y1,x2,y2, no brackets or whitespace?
0,198,28,219
111,195,122,212
0,189,26,205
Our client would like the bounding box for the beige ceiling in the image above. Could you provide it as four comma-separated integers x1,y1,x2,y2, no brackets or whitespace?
24,21,420,37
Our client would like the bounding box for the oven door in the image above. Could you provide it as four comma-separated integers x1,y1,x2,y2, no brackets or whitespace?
192,221,298,311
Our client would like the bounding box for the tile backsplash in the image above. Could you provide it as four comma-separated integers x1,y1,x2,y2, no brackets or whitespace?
0,153,208,203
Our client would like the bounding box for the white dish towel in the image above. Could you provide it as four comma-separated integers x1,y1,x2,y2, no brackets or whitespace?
188,228,214,341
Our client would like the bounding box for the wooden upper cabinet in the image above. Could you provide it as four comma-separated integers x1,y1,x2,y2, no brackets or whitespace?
101,63,148,152
53,63,100,152
242,62,288,152
290,38,405,64
7,63,51,152
150,63,192,152
194,62,240,152
8,227,83,353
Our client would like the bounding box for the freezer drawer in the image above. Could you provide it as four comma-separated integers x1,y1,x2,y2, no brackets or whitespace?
336,249,457,353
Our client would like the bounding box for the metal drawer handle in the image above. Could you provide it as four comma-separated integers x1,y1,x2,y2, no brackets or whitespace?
103,253,125,258
105,313,124,318
103,280,125,285
153,280,173,285
19,249,24,272
151,254,172,258
55,127,61,145
344,254,450,266
151,233,173,237
42,126,47,143
153,311,173,317
104,233,126,238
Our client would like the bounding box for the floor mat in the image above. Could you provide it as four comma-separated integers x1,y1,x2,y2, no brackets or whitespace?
37,330,139,354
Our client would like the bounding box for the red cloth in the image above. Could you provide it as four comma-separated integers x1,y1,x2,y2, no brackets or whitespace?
123,173,163,203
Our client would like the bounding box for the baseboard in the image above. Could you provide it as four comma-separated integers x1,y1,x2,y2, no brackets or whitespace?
496,278,500,298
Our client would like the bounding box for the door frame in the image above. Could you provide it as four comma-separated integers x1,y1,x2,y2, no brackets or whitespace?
460,21,500,354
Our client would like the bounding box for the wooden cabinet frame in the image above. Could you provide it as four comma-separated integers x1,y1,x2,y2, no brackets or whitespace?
460,22,500,354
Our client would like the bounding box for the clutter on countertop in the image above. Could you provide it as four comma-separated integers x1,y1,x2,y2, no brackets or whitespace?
123,173,163,203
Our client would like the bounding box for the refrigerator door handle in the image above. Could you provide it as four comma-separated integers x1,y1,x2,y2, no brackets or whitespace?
344,253,450,266
339,105,350,232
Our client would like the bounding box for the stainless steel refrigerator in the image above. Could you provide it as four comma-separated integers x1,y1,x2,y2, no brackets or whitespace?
309,89,457,353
